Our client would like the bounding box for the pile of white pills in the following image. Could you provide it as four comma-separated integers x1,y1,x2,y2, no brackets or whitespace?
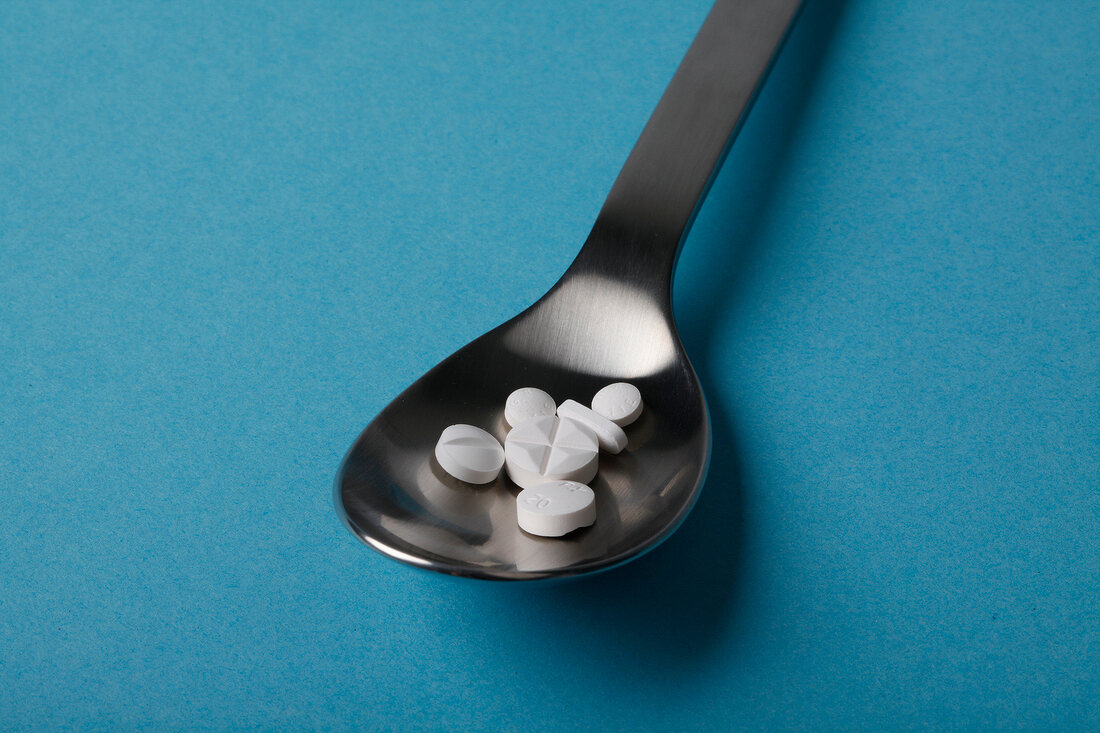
433,382,644,538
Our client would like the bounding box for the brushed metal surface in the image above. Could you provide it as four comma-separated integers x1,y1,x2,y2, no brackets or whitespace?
335,0,804,580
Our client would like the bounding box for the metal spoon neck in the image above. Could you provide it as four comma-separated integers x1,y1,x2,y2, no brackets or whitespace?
564,217,681,298
565,0,804,294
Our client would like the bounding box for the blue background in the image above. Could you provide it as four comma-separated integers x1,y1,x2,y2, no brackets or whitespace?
2,0,1097,729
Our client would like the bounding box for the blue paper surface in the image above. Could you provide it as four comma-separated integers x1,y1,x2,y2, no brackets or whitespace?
2,0,1097,729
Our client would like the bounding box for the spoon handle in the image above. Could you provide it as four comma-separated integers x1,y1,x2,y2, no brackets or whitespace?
569,0,803,288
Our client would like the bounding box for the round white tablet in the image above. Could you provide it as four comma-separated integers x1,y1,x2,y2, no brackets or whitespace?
591,382,644,427
516,480,596,537
504,415,599,490
434,424,505,484
504,387,556,428
557,399,628,454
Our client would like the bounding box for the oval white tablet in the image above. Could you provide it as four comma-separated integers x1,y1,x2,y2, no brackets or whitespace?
504,415,599,490
516,480,596,537
434,424,505,484
557,399,628,454
504,387,556,428
591,382,644,427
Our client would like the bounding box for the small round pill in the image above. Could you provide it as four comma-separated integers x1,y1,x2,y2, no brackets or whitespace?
557,399,628,454
516,480,596,537
591,382,644,427
434,424,505,484
504,415,599,490
504,387,557,428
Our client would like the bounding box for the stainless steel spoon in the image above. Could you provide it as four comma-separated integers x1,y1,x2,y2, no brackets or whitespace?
336,0,803,580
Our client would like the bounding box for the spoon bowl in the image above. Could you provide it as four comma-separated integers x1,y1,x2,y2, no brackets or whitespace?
337,268,708,579
336,0,803,580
